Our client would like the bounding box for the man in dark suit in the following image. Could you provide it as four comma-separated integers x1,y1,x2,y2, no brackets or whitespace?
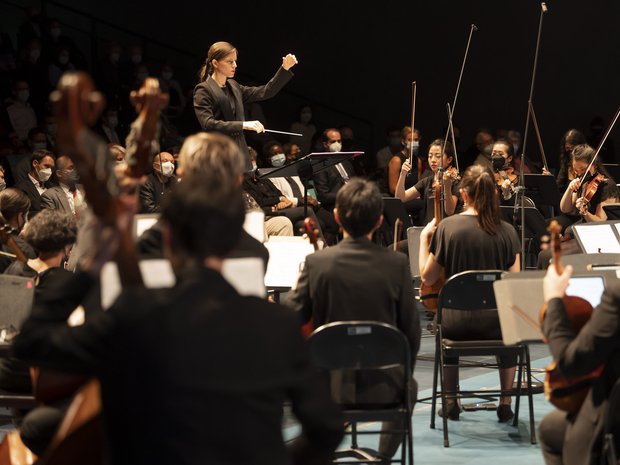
40,155,85,217
285,178,421,462
138,151,177,213
313,128,356,212
15,149,55,215
14,172,344,465
539,265,620,465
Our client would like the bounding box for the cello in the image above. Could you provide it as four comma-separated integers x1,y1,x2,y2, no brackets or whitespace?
33,72,167,465
539,220,603,414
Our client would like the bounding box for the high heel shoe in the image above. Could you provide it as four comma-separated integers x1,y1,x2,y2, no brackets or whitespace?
496,404,514,423
437,401,460,421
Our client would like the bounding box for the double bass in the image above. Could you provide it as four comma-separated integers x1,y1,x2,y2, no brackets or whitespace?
539,220,603,414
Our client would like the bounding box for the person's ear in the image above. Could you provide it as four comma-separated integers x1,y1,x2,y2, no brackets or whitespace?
374,214,384,231
333,208,341,226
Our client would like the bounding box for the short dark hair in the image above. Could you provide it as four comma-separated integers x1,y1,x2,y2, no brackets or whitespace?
24,209,77,252
335,178,382,237
30,149,55,167
0,188,31,221
161,174,245,259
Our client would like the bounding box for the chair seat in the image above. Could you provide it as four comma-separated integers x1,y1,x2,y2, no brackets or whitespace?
442,339,524,357
342,407,409,423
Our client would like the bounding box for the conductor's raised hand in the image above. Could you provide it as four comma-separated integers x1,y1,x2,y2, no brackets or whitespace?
242,120,265,133
282,53,298,71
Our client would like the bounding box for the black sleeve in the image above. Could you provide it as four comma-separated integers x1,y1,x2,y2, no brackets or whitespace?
313,169,337,206
139,177,158,213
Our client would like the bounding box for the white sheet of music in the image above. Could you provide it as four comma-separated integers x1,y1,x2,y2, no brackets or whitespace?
243,211,265,243
101,258,267,309
573,223,620,253
264,237,315,289
101,259,176,310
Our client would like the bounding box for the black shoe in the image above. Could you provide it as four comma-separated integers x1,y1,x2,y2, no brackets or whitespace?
497,404,514,423
437,402,460,421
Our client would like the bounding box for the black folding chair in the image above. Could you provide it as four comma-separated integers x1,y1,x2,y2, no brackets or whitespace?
430,270,536,447
308,321,413,465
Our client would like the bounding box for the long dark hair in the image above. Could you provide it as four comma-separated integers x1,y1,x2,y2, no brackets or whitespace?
572,143,614,181
459,164,501,235
198,41,236,82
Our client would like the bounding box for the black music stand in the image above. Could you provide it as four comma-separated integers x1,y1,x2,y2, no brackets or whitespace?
258,151,363,217
603,204,620,220
523,174,561,217
501,205,547,267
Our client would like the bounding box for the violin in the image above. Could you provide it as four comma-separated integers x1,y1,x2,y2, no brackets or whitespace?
419,179,446,312
0,218,28,264
300,217,322,339
538,220,603,414
577,172,606,216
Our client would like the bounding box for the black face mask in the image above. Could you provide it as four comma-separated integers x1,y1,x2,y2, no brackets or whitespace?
492,155,506,171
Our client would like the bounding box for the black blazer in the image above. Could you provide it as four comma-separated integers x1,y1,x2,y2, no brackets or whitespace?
13,266,343,465
543,281,620,465
15,177,44,214
193,66,293,171
313,161,355,209
285,236,421,404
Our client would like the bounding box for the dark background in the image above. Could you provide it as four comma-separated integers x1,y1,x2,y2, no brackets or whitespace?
3,0,620,171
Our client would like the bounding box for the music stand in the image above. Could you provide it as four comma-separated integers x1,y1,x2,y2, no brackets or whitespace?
258,152,363,216
523,174,561,217
500,205,547,267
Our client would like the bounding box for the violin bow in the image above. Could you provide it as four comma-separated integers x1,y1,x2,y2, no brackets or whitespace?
528,101,549,172
578,104,620,186
408,81,417,167
517,2,549,270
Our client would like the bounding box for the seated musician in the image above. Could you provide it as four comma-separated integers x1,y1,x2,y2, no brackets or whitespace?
0,188,36,273
558,143,619,231
1,209,78,454
419,164,521,422
13,136,344,465
539,264,620,465
285,178,421,463
395,138,461,226
491,138,519,203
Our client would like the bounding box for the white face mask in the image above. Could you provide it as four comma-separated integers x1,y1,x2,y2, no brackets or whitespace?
328,141,342,153
38,167,52,182
406,140,420,155
270,153,286,167
160,161,174,177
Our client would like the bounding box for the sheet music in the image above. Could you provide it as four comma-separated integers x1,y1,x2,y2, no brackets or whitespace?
221,257,266,298
493,279,545,345
101,259,176,310
573,224,620,253
264,237,314,289
243,211,265,243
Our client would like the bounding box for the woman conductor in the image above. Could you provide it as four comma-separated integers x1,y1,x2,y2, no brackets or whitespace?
193,41,298,171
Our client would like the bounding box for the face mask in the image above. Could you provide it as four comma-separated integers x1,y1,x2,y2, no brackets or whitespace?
300,112,312,124
107,116,118,128
38,167,52,182
109,52,120,64
58,53,69,65
17,90,29,103
64,169,79,184
270,154,286,167
492,155,505,171
47,123,57,136
162,71,173,80
512,144,519,155
328,141,342,153
406,141,420,155
29,49,40,61
0,180,5,191
33,142,47,150
49,27,61,39
160,161,174,177
131,54,142,64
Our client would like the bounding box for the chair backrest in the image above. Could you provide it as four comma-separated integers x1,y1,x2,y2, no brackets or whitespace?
437,270,503,320
308,321,411,375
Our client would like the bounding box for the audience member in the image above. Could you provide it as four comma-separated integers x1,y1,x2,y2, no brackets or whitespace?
0,187,36,272
40,155,85,217
289,104,316,156
139,151,177,213
4,80,37,142
15,149,55,215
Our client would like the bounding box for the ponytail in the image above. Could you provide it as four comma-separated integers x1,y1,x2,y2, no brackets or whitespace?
460,165,500,235
199,41,236,83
